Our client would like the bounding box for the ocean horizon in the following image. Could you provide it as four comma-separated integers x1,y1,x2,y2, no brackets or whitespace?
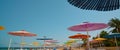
0,46,59,50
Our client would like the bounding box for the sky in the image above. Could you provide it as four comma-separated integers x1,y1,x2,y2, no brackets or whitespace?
0,0,120,47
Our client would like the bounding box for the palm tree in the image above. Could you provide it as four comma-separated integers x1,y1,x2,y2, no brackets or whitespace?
108,18,120,33
108,18,120,46
99,30,109,38
92,30,108,39
93,30,113,47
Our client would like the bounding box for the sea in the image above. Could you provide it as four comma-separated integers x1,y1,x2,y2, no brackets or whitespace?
0,46,58,50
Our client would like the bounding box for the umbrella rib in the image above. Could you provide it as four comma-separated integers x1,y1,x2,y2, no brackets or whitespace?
80,0,89,9
73,0,81,8
115,0,119,10
77,0,84,8
90,0,98,10
77,0,86,8
85,0,93,10
94,0,100,10
72,0,77,5
107,0,111,11
96,0,102,11
111,0,115,10
76,0,82,8
116,0,119,9
113,0,116,10
108,0,112,11
101,0,107,11
102,0,109,11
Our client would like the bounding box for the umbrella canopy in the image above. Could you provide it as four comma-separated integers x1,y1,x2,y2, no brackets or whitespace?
37,37,53,40
45,40,58,43
104,33,120,38
8,30,37,37
68,39,78,43
95,38,106,41
90,40,101,43
32,42,40,46
68,22,108,32
8,30,36,50
0,26,5,30
104,33,120,50
68,22,108,50
67,0,120,11
69,33,90,39
37,38,53,40
94,38,106,47
37,36,53,50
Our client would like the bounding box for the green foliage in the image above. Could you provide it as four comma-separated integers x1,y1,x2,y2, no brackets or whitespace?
100,30,109,38
108,17,120,33
82,38,87,44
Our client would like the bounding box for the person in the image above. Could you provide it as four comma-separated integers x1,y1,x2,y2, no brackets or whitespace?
68,46,72,50
63,47,68,50
53,47,57,50
30,48,32,50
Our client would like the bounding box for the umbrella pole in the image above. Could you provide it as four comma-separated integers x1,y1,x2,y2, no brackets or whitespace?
43,40,45,50
99,42,101,47
8,38,12,50
86,31,90,50
114,36,119,50
79,38,81,50
43,36,46,50
20,36,24,50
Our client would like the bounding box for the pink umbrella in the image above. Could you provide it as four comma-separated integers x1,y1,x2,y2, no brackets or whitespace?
45,40,58,43
68,22,108,32
68,22,108,50
8,30,37,50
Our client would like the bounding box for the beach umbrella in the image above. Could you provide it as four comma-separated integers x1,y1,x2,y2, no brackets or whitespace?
95,38,106,47
69,33,90,49
67,0,120,11
89,40,101,48
37,36,53,50
69,33,90,39
90,40,100,43
45,40,58,43
65,39,77,46
68,22,108,50
90,40,100,46
68,22,108,32
32,42,40,46
95,38,106,41
20,42,26,46
45,40,58,46
68,39,78,43
0,26,5,30
8,30,37,50
104,33,120,50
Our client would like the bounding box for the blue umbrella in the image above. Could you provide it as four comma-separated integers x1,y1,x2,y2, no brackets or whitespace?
104,33,120,38
104,33,120,50
37,36,53,50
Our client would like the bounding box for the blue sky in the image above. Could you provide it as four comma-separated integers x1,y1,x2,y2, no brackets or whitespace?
0,0,120,47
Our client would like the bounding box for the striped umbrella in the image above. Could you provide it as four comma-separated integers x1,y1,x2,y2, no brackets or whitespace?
67,0,120,11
